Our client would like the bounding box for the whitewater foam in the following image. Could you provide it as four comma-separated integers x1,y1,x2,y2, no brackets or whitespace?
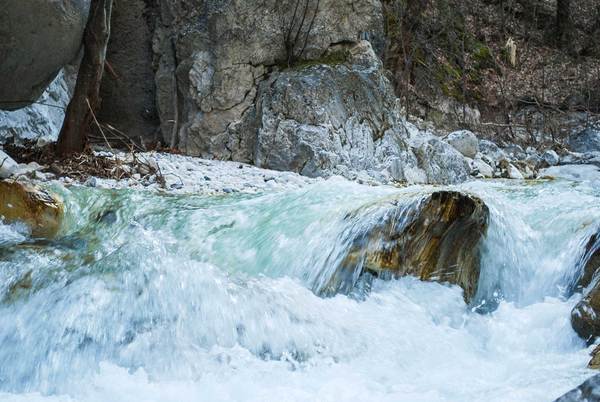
1,171,599,401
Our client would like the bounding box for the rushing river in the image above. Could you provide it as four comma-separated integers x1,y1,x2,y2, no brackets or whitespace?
1,168,600,402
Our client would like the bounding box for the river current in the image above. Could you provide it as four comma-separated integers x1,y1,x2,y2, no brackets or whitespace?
1,167,599,402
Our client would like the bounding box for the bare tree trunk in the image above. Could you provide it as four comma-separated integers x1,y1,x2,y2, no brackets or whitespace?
556,0,571,48
57,0,113,156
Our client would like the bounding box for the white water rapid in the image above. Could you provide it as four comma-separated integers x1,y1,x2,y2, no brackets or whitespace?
1,168,599,402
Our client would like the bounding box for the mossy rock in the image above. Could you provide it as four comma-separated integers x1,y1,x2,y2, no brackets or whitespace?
284,49,350,71
321,191,489,301
0,180,63,238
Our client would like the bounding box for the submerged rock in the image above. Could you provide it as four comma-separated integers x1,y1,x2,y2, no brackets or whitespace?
553,374,600,401
0,181,63,238
571,231,600,343
322,191,489,301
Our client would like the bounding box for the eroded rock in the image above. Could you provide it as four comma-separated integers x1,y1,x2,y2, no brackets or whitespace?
321,191,489,301
0,181,63,238
255,41,409,180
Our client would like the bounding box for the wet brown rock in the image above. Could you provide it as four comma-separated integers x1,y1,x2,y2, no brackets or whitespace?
571,231,600,343
0,181,63,238
322,191,489,301
588,344,600,369
575,233,600,290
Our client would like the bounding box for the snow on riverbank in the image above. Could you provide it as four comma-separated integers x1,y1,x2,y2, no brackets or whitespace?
55,151,317,195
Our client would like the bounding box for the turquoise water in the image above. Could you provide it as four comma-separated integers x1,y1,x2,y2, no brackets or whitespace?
0,173,599,402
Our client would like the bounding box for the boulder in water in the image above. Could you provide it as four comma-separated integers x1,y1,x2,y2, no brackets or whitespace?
571,231,600,342
0,181,63,238
322,191,489,301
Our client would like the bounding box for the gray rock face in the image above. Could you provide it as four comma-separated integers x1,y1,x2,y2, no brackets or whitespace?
569,128,600,154
254,42,404,179
0,0,89,110
254,41,470,184
0,69,76,146
553,374,600,402
155,0,384,159
445,130,479,158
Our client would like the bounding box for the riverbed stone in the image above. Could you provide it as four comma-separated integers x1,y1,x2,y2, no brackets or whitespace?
542,149,560,167
0,181,63,238
322,191,489,301
498,159,525,179
470,157,494,178
445,130,479,158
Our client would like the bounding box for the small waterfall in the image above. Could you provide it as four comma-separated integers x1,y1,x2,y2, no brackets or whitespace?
0,174,599,401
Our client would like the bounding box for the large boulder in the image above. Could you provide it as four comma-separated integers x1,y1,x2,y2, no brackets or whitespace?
255,41,410,180
571,231,600,343
320,191,489,300
0,0,90,110
568,128,600,154
0,181,63,238
254,41,470,184
553,374,600,402
154,0,384,159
